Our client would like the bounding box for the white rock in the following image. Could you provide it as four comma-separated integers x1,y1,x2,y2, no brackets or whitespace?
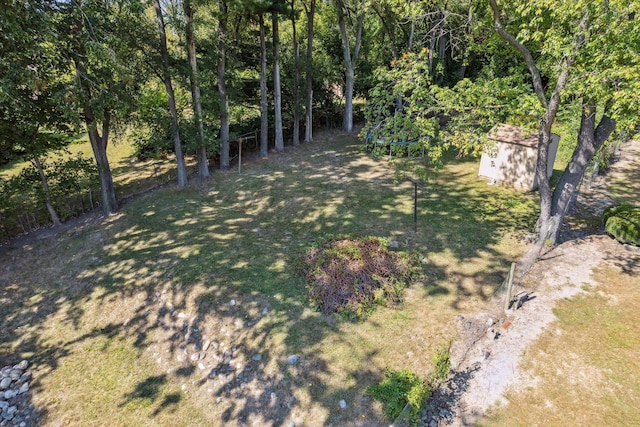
339,399,347,409
286,355,300,365
0,378,11,390
229,299,236,306
252,354,263,361
202,340,211,351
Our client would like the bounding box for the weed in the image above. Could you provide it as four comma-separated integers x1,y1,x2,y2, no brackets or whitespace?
366,368,431,425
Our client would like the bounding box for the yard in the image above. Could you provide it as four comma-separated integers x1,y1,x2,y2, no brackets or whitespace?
1,129,540,426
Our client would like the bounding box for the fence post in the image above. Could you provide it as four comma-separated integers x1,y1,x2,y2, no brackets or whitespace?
504,262,516,311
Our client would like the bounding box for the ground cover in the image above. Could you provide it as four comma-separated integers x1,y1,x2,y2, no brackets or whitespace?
0,130,537,426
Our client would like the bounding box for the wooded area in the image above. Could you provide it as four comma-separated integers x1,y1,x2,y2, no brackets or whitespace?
1,0,639,253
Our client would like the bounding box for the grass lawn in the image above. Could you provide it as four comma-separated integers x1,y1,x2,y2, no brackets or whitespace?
0,130,538,426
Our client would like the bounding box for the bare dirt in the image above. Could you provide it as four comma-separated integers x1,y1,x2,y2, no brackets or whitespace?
442,139,640,426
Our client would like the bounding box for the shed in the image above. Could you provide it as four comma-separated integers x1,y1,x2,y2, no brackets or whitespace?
478,124,560,191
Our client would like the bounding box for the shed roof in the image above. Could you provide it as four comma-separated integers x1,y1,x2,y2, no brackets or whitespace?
488,124,538,148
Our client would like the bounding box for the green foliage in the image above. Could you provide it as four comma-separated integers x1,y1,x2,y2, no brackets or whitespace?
303,236,420,321
603,204,640,246
366,344,451,424
366,368,431,424
0,154,99,235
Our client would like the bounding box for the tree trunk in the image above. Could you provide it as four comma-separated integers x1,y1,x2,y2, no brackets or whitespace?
303,0,315,143
336,0,364,134
33,155,61,226
291,0,300,146
273,12,284,153
259,14,269,157
184,0,209,179
74,60,118,215
544,104,617,244
218,0,230,170
154,0,187,187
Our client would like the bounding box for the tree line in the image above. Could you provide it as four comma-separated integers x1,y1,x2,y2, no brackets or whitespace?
1,0,638,257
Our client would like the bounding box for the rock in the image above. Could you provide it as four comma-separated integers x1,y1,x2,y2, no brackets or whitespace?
486,317,495,327
229,299,236,306
252,354,262,361
177,312,187,319
388,240,400,249
211,341,220,350
3,390,15,400
18,383,28,395
16,361,28,371
339,399,347,409
286,355,300,365
270,392,277,399
261,307,269,316
8,370,20,381
202,340,211,351
0,379,10,390
190,353,200,362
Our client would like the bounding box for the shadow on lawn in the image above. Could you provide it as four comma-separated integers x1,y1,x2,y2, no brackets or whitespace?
0,131,535,425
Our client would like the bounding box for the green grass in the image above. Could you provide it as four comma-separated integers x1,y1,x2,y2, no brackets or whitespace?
0,130,536,426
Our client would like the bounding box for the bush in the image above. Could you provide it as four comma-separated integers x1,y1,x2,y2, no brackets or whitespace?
366,345,451,425
302,236,419,321
603,203,640,246
366,368,431,424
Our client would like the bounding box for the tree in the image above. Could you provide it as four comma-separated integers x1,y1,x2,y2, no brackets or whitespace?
488,0,638,266
153,0,188,187
0,0,69,225
273,10,284,152
290,0,301,146
184,0,210,179
259,13,269,157
55,0,149,214
335,0,365,133
217,0,231,170
301,0,315,142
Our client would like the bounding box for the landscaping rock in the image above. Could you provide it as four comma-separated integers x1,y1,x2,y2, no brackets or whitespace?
0,360,38,426
286,355,299,365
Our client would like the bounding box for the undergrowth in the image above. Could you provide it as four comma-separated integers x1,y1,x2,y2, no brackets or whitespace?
366,345,451,425
302,236,420,321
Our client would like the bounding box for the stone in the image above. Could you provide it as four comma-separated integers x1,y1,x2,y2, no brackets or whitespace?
388,240,400,249
252,354,262,361
202,340,211,351
190,353,200,362
3,390,15,400
18,383,28,395
16,361,28,371
339,399,347,409
8,371,20,381
486,317,495,327
0,379,10,390
229,299,236,306
261,307,269,316
286,355,300,365
177,312,187,319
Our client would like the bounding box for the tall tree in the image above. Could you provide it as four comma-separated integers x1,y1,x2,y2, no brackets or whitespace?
487,0,638,266
56,0,149,214
183,0,210,179
153,0,188,187
259,13,269,157
272,10,284,152
301,0,315,142
335,0,365,133
217,0,230,170
290,0,301,146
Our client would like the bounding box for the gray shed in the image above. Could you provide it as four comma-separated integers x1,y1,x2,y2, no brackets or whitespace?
478,124,559,191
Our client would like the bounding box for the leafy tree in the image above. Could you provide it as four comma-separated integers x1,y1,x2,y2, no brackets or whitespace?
153,0,188,187
488,0,638,264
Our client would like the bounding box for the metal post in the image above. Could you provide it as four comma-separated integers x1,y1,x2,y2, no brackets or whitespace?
238,138,243,174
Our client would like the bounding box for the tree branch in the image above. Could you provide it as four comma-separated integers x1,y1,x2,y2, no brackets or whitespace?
488,0,548,109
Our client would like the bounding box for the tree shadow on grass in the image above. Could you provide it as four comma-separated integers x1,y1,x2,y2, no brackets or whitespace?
0,131,535,425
